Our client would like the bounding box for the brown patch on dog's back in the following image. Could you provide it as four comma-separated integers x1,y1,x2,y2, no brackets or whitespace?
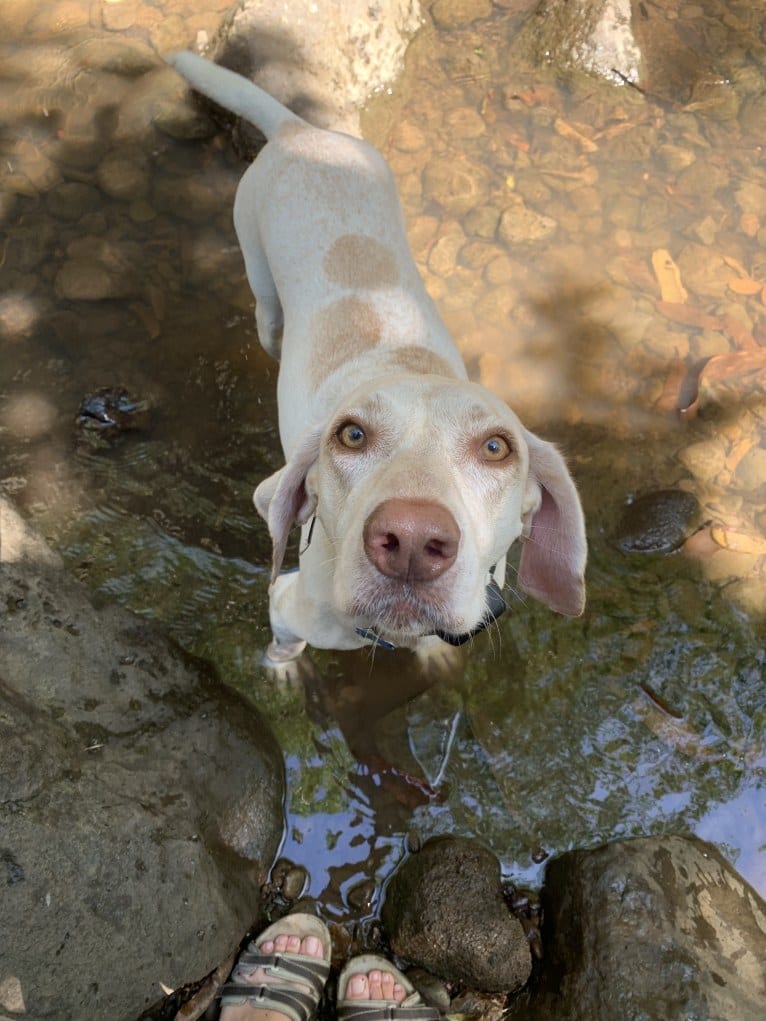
324,234,399,290
387,345,460,378
311,296,383,389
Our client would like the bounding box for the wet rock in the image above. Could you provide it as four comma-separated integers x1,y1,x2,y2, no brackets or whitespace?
678,439,728,483
54,257,135,301
114,66,216,144
676,243,740,299
422,158,489,216
382,835,532,993
507,836,766,1021
430,0,493,30
734,445,766,494
498,197,557,245
0,499,284,1020
74,33,160,76
206,0,421,145
614,489,701,554
511,0,641,84
656,143,696,172
464,204,501,239
427,228,465,277
97,151,150,200
76,386,151,437
45,181,101,221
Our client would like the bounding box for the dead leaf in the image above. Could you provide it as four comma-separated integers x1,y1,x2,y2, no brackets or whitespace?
652,249,688,303
679,349,766,417
728,278,763,296
554,116,598,152
723,254,750,278
721,313,758,350
656,301,721,331
710,526,766,556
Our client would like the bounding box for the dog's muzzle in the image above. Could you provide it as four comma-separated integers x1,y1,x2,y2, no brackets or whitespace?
355,575,507,651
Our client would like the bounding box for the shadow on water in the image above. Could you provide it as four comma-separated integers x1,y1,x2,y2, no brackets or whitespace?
0,0,764,949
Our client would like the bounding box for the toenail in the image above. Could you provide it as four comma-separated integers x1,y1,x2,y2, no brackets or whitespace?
304,936,320,955
349,975,367,994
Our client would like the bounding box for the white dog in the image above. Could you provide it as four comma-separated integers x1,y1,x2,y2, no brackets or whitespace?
168,53,587,667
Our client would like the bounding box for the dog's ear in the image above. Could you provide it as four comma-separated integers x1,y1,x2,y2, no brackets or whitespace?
253,425,323,583
518,430,587,616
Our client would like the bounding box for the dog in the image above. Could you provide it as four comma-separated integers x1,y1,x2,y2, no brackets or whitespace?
167,53,587,667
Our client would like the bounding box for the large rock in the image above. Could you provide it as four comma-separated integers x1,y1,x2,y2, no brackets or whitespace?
0,499,284,1020
511,0,751,103
202,0,422,149
382,835,532,993
507,835,766,1020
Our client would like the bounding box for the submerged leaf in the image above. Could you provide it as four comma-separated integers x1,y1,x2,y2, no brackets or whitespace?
679,349,766,417
652,249,688,303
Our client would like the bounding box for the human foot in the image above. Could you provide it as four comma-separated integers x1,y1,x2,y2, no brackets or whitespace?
219,913,331,1021
337,954,439,1019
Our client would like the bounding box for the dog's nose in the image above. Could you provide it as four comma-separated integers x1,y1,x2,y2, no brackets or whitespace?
363,499,459,583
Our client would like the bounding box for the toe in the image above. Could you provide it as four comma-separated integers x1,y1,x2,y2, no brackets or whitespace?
367,969,384,1000
379,970,396,1001
347,974,369,1000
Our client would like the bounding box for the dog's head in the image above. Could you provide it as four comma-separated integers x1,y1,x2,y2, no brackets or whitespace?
254,375,586,643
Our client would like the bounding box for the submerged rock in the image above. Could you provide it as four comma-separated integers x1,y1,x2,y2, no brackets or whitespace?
614,489,701,553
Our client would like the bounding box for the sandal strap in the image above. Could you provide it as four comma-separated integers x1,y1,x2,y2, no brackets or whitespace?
219,979,315,1020
219,949,331,1021
234,948,330,998
338,997,440,1021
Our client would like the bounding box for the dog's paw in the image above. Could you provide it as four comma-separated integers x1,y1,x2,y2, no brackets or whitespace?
412,636,464,677
259,638,312,685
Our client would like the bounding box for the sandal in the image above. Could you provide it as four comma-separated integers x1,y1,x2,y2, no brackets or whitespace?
219,912,331,1020
337,954,440,1020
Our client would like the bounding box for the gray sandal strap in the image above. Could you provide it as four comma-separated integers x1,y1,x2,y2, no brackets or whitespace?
220,947,330,1021
338,1002,439,1021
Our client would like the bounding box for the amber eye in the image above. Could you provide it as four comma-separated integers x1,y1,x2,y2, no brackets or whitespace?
337,421,367,450
480,434,512,462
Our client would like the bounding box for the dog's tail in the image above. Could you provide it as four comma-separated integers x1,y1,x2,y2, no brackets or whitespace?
166,51,303,140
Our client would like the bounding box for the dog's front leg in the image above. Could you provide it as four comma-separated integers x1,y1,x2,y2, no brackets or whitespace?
263,571,308,666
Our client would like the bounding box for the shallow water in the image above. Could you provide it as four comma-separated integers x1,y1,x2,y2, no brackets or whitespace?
1,0,765,937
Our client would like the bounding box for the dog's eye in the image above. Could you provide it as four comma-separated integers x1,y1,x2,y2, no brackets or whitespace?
480,435,512,462
337,421,367,450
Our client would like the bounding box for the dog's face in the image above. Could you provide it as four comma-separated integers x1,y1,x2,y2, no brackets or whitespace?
255,375,586,643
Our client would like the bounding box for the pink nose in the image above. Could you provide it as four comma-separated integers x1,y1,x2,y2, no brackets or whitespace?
363,499,460,583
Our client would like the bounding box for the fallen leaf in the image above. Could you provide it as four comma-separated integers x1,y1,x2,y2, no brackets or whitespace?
656,301,721,330
728,277,763,295
679,349,766,417
721,313,758,350
710,527,766,556
652,249,688,303
723,254,750,278
554,116,598,152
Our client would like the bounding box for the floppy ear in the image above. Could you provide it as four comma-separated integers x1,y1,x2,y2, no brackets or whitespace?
253,425,323,583
518,430,587,616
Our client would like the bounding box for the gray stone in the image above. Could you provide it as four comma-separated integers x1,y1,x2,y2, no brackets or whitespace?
507,836,766,1021
498,199,557,245
382,835,532,993
203,0,422,150
0,499,284,1020
430,0,493,30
